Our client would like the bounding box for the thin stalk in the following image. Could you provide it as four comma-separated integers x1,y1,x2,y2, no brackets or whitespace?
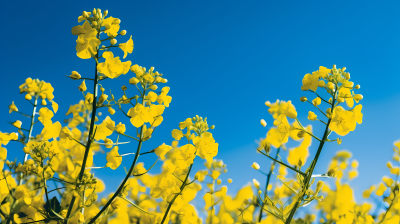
258,147,281,222
285,89,337,224
160,163,194,224
64,34,100,224
87,87,147,224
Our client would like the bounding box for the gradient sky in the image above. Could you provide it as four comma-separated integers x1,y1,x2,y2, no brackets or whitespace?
1,0,400,218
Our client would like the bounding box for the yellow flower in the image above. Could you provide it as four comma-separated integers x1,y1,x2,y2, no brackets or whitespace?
211,171,220,180
12,120,22,129
119,35,134,59
329,106,356,136
97,51,131,79
266,100,297,119
14,185,32,205
94,116,114,140
179,118,193,130
150,173,180,201
338,87,354,108
193,132,218,163
78,80,87,91
171,129,184,140
128,103,153,128
154,143,172,160
71,21,101,59
112,122,124,134
106,146,122,170
157,87,172,107
312,97,321,106
287,125,312,166
8,101,18,113
175,144,196,169
265,115,291,148
102,16,120,37
38,108,54,127
308,111,317,121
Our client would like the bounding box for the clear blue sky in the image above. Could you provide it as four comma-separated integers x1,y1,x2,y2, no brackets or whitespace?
1,0,400,212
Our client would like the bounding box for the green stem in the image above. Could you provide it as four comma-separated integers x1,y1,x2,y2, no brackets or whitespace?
285,89,337,224
64,34,100,224
160,163,194,224
87,86,147,224
258,147,281,222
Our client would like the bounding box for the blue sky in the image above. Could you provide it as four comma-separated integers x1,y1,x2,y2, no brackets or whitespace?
1,0,400,216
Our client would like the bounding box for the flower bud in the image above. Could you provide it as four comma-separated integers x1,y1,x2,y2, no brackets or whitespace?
150,85,158,90
326,82,335,90
318,80,325,87
210,125,215,129
108,107,115,115
252,162,260,170
258,190,262,195
354,94,363,102
344,72,350,80
297,130,306,138
316,180,324,193
155,77,162,83
82,11,89,18
69,71,81,80
300,96,307,102
100,87,105,92
110,39,117,45
120,30,127,36
121,85,127,91
227,178,232,183
12,120,22,129
98,94,108,105
260,119,267,127
337,138,342,145
129,77,139,85
297,158,303,167
327,167,338,177
41,99,47,106
355,84,360,89
273,120,279,126
113,18,121,25
104,23,111,29
104,10,108,16
217,179,222,185
160,78,168,83
78,80,87,91
25,94,32,100
92,21,98,26
253,179,260,190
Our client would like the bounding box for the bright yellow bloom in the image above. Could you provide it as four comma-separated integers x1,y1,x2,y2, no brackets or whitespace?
338,87,354,108
308,111,317,121
94,116,114,140
71,21,101,59
179,118,193,130
115,122,126,134
175,144,196,169
8,101,18,113
38,108,54,127
97,51,131,79
329,106,356,136
266,100,297,119
119,35,134,59
14,185,32,205
312,97,321,106
106,146,122,170
211,171,220,180
265,115,291,148
128,103,152,128
0,132,18,146
150,173,180,201
157,87,172,107
171,129,184,140
154,143,172,160
102,16,120,37
12,120,22,129
288,125,312,166
301,66,330,91
193,132,218,163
